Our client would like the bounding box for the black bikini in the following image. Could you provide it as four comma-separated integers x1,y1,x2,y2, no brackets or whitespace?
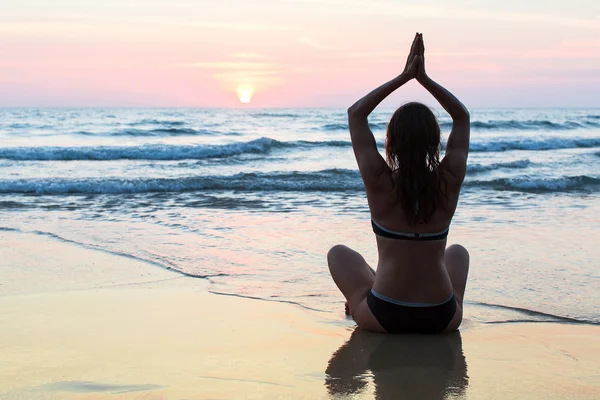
367,218,456,334
371,218,450,241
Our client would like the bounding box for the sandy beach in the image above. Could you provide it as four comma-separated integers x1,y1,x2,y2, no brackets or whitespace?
1,231,599,399
3,0,600,397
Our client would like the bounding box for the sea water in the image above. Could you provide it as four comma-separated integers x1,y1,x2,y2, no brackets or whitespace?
0,108,598,325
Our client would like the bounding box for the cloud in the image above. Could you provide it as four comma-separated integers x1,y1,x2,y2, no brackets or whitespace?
175,59,284,89
181,21,299,32
297,37,332,50
213,70,282,85
0,12,300,35
233,53,271,60
282,0,600,30
180,61,279,70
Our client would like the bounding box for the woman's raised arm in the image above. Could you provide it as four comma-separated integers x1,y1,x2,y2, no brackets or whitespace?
415,34,470,158
347,33,422,185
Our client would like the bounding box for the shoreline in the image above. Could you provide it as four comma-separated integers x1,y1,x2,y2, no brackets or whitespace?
1,230,599,399
3,227,597,327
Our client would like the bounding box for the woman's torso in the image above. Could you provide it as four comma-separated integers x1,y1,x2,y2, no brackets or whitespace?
367,165,461,303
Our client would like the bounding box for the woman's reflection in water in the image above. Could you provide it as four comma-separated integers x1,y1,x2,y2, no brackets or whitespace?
325,329,468,399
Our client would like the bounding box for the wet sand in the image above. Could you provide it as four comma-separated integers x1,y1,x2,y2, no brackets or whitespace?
1,231,598,399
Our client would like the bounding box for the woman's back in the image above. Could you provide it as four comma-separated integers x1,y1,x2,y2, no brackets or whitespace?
367,164,463,303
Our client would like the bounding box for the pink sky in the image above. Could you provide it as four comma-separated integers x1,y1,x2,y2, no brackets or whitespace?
1,0,599,107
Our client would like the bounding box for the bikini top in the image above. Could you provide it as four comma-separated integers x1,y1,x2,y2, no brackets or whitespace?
371,218,449,241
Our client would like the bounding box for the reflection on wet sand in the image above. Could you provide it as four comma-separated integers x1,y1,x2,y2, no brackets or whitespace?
325,329,468,399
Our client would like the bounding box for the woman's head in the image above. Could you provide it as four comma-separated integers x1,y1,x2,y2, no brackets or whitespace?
385,102,446,224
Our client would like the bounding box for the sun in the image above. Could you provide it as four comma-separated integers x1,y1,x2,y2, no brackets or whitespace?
237,85,254,104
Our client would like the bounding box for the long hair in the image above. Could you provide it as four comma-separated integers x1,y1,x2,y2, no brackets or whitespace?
385,102,447,225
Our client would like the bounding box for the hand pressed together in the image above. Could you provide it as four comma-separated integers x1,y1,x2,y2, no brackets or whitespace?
403,32,427,82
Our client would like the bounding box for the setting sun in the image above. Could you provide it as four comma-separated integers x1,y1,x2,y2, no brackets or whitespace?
237,85,254,104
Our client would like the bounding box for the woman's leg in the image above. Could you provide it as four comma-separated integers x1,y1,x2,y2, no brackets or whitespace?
327,244,384,332
345,262,376,315
443,244,470,331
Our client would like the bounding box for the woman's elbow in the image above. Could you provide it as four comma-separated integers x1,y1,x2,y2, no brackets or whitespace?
347,104,358,117
463,107,471,120
453,107,470,123
347,104,366,120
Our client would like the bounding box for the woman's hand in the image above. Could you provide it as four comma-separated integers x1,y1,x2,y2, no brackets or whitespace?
414,34,428,83
402,32,424,79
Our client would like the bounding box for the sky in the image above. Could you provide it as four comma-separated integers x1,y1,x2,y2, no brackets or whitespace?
1,0,599,108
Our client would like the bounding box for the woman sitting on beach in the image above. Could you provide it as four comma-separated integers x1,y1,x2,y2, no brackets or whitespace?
328,33,470,333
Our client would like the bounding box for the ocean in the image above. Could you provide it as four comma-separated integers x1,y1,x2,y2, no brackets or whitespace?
0,108,598,326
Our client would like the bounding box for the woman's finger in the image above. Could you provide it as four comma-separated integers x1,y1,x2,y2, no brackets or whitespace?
409,32,419,55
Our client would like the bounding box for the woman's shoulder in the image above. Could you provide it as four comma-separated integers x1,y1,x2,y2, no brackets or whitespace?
439,153,467,188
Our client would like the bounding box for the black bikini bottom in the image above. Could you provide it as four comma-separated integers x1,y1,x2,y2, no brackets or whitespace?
366,289,457,334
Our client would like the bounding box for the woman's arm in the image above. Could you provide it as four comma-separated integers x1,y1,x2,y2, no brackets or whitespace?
347,33,422,187
418,75,470,154
418,76,469,124
415,34,470,156
347,73,412,120
348,32,422,120
347,74,411,180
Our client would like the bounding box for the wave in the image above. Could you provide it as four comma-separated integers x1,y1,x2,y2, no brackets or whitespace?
128,119,186,126
5,123,54,130
440,119,600,131
0,138,287,161
469,137,600,152
0,227,192,277
112,128,197,136
320,122,389,131
208,290,327,312
310,135,600,154
7,123,36,129
465,175,600,193
0,138,350,161
2,170,599,195
474,301,599,325
1,135,600,162
0,169,364,195
0,200,29,209
318,119,600,132
468,160,532,173
251,112,300,118
72,121,600,138
4,125,233,138
77,127,237,137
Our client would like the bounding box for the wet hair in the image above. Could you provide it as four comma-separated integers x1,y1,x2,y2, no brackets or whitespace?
385,102,447,225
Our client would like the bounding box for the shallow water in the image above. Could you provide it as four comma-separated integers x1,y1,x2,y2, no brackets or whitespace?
1,108,599,325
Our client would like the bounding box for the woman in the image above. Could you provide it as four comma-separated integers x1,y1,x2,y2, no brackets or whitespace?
328,33,470,333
